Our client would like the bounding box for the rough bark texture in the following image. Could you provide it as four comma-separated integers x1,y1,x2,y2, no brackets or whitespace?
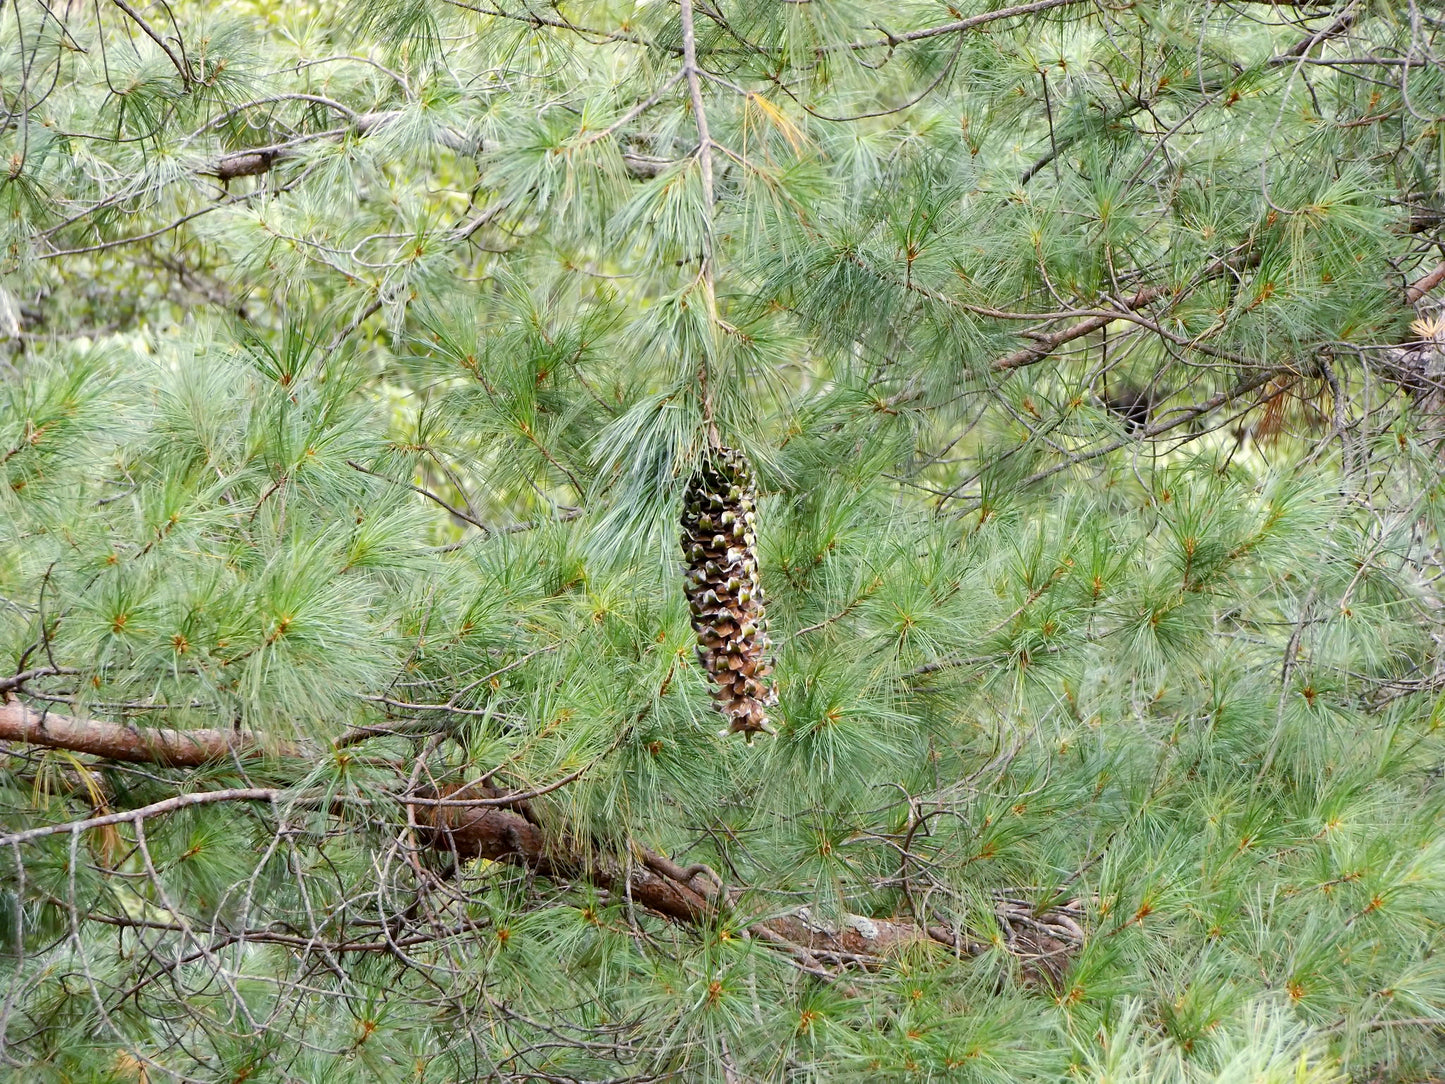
416,785,959,959
0,698,299,765
1406,261,1445,304
0,698,998,966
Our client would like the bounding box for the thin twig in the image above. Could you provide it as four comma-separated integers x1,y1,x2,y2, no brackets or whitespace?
346,460,490,533
0,788,278,848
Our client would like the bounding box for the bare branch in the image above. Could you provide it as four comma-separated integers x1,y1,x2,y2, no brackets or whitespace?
346,459,491,533
0,700,1083,971
0,698,300,765
109,0,190,86
1406,261,1445,304
0,788,278,848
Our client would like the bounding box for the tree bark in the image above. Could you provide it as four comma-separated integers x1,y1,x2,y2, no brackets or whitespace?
418,790,969,959
0,697,1000,967
0,698,299,765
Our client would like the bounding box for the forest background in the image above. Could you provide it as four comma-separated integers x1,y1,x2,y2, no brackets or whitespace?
1,0,1444,1080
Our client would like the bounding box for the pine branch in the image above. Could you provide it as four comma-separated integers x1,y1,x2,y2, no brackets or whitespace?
679,0,723,436
346,459,490,533
989,283,1173,373
986,254,1444,379
108,0,192,87
0,698,1076,972
439,0,671,52
831,0,1091,52
205,111,479,182
0,787,279,848
1406,261,1445,304
1271,8,1358,62
0,666,79,693
0,698,298,765
417,786,986,962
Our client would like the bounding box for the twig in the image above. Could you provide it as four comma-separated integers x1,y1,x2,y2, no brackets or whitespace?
0,788,278,847
404,761,594,808
346,460,490,533
109,0,190,85
0,666,79,693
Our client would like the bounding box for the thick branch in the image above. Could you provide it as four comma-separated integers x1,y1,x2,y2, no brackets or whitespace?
0,698,300,765
0,700,1028,967
419,788,964,959
1406,261,1445,304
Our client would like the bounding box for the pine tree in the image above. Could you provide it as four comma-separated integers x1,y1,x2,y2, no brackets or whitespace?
0,0,1443,1080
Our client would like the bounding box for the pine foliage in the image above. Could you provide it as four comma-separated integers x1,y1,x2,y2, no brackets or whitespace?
0,0,1443,1080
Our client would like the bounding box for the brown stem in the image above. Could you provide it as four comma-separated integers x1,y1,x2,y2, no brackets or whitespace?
0,699,1013,966
1406,261,1445,304
0,788,278,847
418,790,956,957
988,255,1445,378
990,284,1170,373
204,112,480,182
0,698,299,765
678,0,723,444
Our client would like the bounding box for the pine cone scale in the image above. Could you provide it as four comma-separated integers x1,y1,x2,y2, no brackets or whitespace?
681,447,775,738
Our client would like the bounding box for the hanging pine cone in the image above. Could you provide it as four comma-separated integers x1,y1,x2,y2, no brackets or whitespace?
681,446,775,739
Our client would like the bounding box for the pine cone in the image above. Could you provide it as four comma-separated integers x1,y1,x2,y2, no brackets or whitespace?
681,447,775,739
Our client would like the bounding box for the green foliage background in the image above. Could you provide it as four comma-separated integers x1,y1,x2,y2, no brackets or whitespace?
0,0,1443,1080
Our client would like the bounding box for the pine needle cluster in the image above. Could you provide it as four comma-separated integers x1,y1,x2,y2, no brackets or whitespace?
0,0,1442,1080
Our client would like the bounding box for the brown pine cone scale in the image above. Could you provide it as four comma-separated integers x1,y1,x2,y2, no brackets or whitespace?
680,447,775,738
